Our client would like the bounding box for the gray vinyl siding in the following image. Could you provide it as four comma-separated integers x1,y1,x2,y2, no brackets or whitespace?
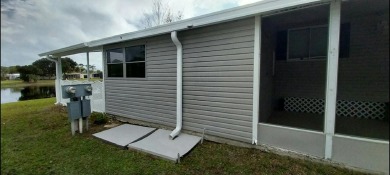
104,34,177,128
103,17,255,143
180,17,254,143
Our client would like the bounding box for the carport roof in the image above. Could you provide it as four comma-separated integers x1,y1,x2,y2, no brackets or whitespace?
38,0,324,57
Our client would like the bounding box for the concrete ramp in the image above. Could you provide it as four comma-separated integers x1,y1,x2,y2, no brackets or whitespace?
93,124,156,147
128,129,201,162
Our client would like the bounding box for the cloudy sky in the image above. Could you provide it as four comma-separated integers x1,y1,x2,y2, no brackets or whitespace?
1,0,261,70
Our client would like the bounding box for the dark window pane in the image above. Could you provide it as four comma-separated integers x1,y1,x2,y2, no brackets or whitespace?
125,45,145,62
107,64,123,77
126,62,145,78
288,28,310,59
339,23,350,58
107,48,124,63
310,26,328,58
275,30,288,60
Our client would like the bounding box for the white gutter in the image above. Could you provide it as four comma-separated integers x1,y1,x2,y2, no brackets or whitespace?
87,0,322,47
38,0,323,57
169,31,183,140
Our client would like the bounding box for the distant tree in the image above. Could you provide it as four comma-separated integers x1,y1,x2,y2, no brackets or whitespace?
8,66,19,74
87,65,96,73
77,64,85,73
1,66,9,80
17,65,42,82
96,70,103,79
139,0,183,29
61,57,78,77
30,57,78,79
32,58,56,79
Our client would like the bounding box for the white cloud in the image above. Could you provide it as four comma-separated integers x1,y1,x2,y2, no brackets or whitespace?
1,0,262,70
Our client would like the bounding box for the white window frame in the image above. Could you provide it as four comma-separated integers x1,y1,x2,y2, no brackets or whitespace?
105,44,147,79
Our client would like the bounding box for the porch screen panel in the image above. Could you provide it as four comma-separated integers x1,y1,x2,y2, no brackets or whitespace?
260,4,330,133
335,0,389,141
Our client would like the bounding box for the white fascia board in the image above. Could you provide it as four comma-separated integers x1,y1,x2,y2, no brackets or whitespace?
38,45,102,58
87,0,322,47
38,43,88,57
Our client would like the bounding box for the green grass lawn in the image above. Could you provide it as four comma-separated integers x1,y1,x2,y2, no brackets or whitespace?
1,98,366,175
1,80,55,88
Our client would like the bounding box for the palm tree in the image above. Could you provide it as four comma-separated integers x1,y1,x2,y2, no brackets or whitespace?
90,65,96,73
78,64,85,73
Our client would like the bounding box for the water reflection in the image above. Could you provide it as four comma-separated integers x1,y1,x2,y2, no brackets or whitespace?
1,86,55,104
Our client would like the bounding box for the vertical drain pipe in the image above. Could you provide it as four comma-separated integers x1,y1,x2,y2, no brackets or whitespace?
170,31,182,140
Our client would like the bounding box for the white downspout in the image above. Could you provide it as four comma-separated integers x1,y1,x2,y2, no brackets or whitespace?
170,31,182,140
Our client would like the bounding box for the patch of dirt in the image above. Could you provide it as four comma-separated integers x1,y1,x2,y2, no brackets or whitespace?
48,104,67,113
104,123,120,128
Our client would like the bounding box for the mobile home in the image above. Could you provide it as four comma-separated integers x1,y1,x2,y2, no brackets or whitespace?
39,0,389,173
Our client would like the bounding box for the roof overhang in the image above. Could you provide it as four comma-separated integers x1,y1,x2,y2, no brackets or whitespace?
38,0,327,57
38,43,102,57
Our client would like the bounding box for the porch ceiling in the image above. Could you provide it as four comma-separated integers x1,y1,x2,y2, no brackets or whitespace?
263,0,389,31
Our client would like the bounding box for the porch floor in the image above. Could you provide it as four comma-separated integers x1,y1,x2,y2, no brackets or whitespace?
267,111,389,140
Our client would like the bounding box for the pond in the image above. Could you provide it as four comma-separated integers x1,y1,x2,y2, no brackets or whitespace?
1,86,56,104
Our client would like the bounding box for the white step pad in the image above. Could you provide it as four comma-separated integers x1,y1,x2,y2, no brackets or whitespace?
128,129,201,162
93,124,156,147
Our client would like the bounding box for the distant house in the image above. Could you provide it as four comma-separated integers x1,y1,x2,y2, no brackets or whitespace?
6,73,20,80
64,73,85,79
82,73,101,79
39,0,389,173
65,73,101,79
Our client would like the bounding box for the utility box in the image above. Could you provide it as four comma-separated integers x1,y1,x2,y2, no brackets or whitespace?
67,100,82,120
62,84,93,99
61,84,93,135
81,99,91,117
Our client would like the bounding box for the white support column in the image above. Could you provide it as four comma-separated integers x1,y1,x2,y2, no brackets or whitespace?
56,57,63,105
86,52,90,81
324,0,341,159
252,15,261,145
101,51,106,112
52,57,60,104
